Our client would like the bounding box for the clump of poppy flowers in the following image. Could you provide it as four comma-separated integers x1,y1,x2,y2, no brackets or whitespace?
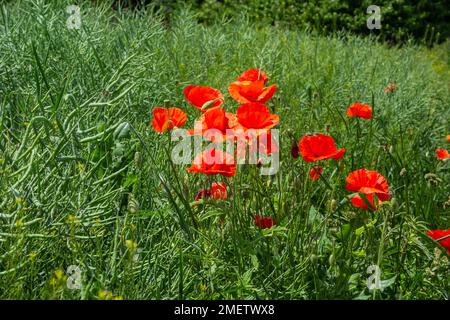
151,68,279,228
150,70,447,251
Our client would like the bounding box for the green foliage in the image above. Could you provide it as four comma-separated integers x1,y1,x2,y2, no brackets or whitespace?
181,0,450,44
0,0,449,299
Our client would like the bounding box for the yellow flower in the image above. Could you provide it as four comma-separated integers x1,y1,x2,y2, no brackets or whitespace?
98,289,122,300
49,269,67,288
65,214,77,225
125,239,137,251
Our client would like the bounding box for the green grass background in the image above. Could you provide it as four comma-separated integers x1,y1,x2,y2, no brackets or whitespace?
0,1,449,299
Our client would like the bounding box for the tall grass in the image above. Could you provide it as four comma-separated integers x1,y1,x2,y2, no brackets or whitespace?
0,0,448,299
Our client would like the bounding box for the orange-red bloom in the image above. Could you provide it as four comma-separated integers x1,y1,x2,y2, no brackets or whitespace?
211,182,227,199
151,107,187,133
310,166,323,181
232,102,279,131
437,148,450,160
187,107,236,142
427,229,450,254
447,135,450,142
346,103,373,119
187,149,236,177
184,85,224,112
345,169,390,210
194,182,227,201
229,73,276,104
298,134,345,162
384,82,396,93
237,69,269,84
254,214,275,229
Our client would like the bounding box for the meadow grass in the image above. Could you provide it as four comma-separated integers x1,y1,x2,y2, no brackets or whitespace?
0,0,449,299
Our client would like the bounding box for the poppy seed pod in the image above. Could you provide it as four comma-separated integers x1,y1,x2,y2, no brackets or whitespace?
134,151,142,168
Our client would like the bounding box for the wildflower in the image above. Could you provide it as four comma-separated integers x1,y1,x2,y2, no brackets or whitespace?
254,214,275,229
184,85,224,111
49,269,67,289
384,82,396,93
446,135,450,142
98,289,123,300
310,165,323,181
346,102,373,119
187,107,236,142
345,169,390,210
298,134,345,162
211,182,227,199
436,148,450,160
125,239,137,252
187,149,236,177
237,68,269,83
427,229,450,254
232,102,279,131
237,130,279,161
194,182,227,201
229,69,276,104
151,107,187,133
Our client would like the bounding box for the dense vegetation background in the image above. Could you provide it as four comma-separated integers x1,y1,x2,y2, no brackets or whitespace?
112,0,450,44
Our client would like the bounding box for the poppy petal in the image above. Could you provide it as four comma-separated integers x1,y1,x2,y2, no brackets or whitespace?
184,85,224,111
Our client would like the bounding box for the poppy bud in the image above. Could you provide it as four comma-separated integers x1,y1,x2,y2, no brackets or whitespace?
134,151,142,168
127,194,140,214
330,199,337,212
257,159,263,168
390,197,398,209
328,254,335,266
291,140,299,159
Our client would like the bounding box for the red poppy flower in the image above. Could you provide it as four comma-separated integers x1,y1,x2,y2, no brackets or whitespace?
187,107,236,142
346,103,373,119
194,182,227,201
232,102,279,131
184,85,224,112
345,169,390,210
257,130,279,155
254,214,275,229
298,134,345,162
384,82,396,93
194,189,211,201
310,165,323,181
350,193,378,210
238,130,279,157
151,107,187,133
229,80,276,104
211,182,227,199
187,149,236,177
237,69,269,84
436,148,450,160
427,229,450,254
